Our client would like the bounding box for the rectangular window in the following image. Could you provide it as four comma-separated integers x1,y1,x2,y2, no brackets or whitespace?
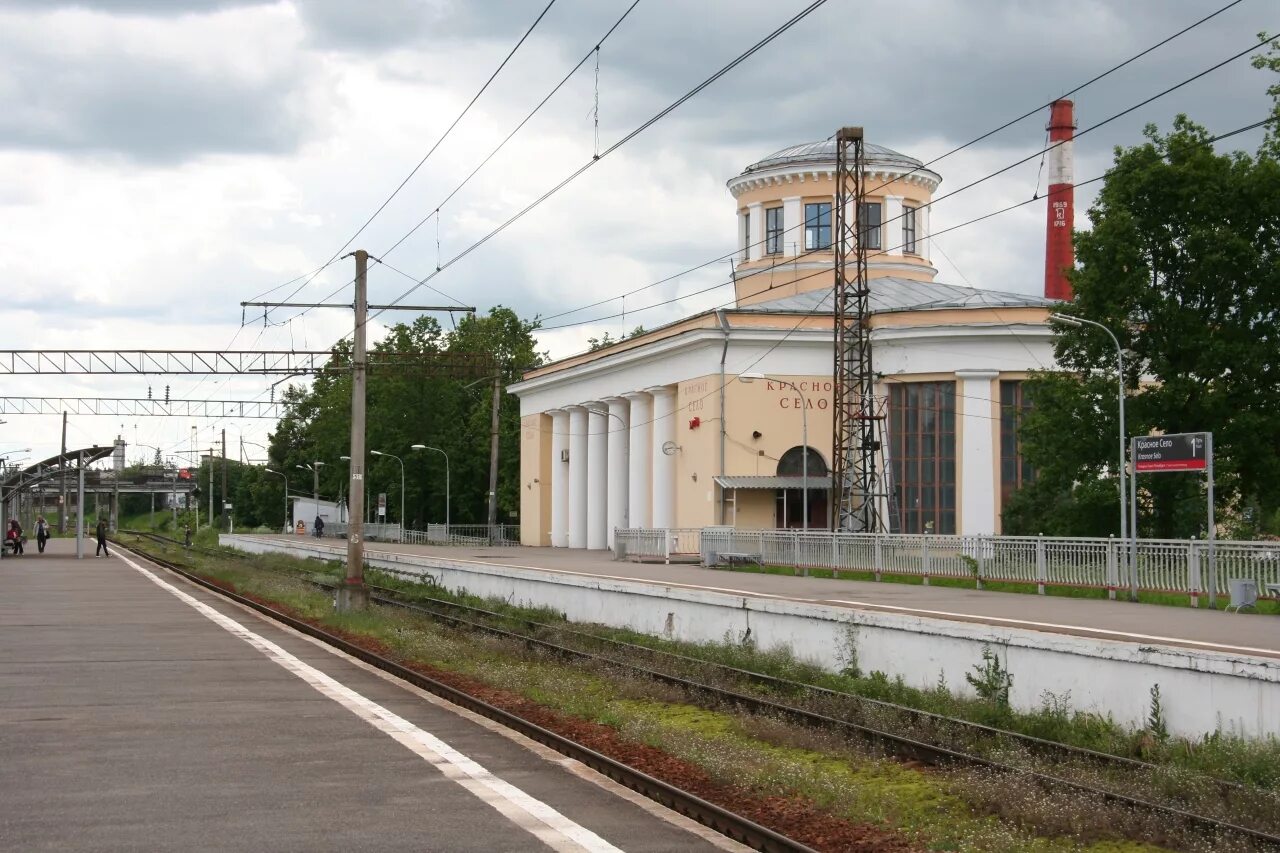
765,206,784,255
889,382,957,534
804,202,832,251
902,205,917,254
999,380,1036,512
859,201,882,250
742,211,750,259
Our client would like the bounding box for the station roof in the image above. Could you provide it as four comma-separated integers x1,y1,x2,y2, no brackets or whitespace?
738,277,1054,316
742,139,924,174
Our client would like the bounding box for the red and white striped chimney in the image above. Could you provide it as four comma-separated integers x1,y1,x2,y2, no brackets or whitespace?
1044,99,1076,301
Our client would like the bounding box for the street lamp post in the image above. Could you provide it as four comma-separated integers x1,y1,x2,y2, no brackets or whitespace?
264,468,288,532
412,445,449,534
1050,312,1130,597
295,461,325,533
740,372,812,531
371,450,405,541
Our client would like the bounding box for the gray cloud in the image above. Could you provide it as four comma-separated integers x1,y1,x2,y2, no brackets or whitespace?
0,1,270,13
0,4,330,163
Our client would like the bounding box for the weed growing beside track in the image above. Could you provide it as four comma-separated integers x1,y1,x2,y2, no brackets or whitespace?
119,535,1280,851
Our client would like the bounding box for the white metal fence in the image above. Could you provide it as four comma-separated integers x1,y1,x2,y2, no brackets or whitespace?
328,522,401,542
614,527,1280,605
402,524,521,547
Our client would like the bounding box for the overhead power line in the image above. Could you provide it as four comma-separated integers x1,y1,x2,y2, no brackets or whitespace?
341,0,834,340
244,0,560,321
536,0,1251,325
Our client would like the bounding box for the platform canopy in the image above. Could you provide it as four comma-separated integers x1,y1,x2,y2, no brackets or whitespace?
713,475,834,490
1,446,115,495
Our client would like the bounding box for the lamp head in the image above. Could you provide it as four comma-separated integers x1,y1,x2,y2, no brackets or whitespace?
295,464,307,471
411,444,426,450
738,371,765,384
1049,312,1083,328
340,455,351,461
313,460,326,467
370,450,385,457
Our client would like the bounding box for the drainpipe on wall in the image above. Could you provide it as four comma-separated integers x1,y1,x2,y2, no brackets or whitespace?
717,308,731,525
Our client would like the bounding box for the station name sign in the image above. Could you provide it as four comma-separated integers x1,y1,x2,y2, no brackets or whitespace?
1133,433,1208,473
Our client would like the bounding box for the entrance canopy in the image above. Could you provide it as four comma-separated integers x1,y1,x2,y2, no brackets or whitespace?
714,475,833,490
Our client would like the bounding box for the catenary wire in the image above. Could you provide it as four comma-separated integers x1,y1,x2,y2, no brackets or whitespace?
525,112,1277,435
247,0,560,323
533,0,1250,324
333,0,835,342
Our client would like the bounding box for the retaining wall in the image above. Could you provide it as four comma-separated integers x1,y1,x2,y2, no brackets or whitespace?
223,534,1280,739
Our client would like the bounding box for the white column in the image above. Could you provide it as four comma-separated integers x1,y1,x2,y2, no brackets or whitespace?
549,409,569,547
956,370,1000,535
648,386,677,528
604,397,629,547
738,210,749,262
625,391,652,528
747,201,764,261
781,195,802,257
586,403,609,550
883,195,903,256
567,406,589,548
918,203,931,259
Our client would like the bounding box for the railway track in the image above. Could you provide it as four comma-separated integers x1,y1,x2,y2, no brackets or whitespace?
117,532,1280,849
113,536,816,853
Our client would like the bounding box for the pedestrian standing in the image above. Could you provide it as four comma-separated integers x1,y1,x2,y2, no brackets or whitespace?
95,518,110,557
6,519,23,556
314,515,325,538
35,515,50,553
184,524,192,548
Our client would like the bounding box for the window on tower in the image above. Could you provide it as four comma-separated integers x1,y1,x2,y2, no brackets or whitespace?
902,205,917,254
859,201,882,250
804,202,831,251
765,206,784,255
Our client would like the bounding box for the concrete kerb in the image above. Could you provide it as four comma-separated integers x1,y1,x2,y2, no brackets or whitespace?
224,534,1280,739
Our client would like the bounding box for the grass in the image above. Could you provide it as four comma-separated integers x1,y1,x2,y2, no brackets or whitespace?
707,562,1280,615
117,536,1280,844
219,549,1280,792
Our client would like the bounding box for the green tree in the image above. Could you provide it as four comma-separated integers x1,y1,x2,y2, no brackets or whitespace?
1006,47,1280,538
268,306,545,528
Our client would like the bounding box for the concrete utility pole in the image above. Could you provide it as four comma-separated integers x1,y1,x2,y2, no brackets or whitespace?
238,256,474,608
59,411,68,533
487,373,501,542
339,250,371,611
221,428,227,525
208,447,214,529
76,451,85,559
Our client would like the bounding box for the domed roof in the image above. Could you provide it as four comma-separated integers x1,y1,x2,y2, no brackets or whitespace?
743,139,925,174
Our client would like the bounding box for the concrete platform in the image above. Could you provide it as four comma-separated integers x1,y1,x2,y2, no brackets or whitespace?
0,539,743,852
252,535,1280,660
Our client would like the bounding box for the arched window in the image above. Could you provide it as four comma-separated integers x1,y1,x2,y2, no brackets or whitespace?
776,447,828,477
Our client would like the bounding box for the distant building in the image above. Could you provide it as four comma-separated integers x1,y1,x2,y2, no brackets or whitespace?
511,138,1056,548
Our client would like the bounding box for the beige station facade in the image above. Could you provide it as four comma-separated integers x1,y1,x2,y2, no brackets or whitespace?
510,140,1056,548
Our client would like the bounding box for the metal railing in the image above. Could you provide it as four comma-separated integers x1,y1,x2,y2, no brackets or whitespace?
328,522,401,542
612,528,704,563
402,524,520,547
613,527,1280,605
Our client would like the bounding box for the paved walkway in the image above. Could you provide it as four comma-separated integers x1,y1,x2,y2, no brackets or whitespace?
0,539,742,852
250,535,1280,660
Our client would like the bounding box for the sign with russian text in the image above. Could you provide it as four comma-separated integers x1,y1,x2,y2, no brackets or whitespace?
377,492,387,517
1133,433,1208,472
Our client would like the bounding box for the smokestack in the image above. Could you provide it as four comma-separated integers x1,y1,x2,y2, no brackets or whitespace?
1044,99,1075,301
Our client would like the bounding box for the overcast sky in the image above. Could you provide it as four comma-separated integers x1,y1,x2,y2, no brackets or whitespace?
0,0,1273,468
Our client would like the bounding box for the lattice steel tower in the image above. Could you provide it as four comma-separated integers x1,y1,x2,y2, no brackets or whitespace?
831,127,889,532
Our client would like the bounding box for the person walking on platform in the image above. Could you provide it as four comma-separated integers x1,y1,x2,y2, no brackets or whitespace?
35,515,50,553
6,519,23,555
314,515,324,538
95,518,110,557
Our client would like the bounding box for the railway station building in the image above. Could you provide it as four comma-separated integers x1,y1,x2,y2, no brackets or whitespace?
510,138,1057,548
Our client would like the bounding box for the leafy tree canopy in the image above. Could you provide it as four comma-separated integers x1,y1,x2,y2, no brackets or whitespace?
1006,40,1280,539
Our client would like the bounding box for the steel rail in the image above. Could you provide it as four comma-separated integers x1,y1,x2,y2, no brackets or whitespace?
117,534,1280,848
113,539,817,853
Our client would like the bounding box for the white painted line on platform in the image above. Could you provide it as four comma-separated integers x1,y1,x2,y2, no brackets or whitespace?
115,550,624,853
819,598,1280,657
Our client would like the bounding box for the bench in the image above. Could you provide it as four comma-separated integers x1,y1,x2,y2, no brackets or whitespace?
716,551,763,568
